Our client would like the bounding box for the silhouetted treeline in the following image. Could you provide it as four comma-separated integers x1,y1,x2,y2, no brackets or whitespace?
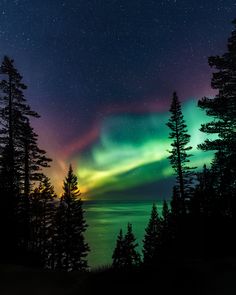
0,57,89,271
112,223,141,269
112,19,236,269
1,18,236,273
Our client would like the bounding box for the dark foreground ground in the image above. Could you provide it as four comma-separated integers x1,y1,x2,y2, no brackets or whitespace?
1,258,236,295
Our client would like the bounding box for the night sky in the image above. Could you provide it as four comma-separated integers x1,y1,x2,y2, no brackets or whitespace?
1,0,236,199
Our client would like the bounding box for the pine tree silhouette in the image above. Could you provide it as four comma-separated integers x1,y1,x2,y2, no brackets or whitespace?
166,92,195,213
18,119,51,250
0,56,50,259
30,176,57,268
112,229,125,269
54,165,89,271
123,223,140,268
195,19,236,256
112,224,140,269
142,203,161,265
198,19,236,215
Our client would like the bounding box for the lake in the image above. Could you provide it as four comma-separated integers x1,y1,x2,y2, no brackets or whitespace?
84,200,165,268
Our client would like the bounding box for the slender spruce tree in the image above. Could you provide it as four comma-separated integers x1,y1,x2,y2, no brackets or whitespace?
166,92,195,212
54,165,89,271
112,229,125,269
0,56,39,195
123,223,140,268
142,203,161,265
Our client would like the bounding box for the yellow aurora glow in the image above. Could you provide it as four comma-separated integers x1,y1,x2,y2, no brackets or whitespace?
61,99,215,198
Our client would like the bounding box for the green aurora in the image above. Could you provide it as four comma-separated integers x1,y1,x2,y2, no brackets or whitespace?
71,99,215,199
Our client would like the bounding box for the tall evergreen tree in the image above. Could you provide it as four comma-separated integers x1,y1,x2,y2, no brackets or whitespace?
54,165,89,271
0,56,39,195
19,119,51,195
166,92,195,212
112,229,125,269
30,176,57,268
142,203,161,265
0,56,28,254
18,120,51,250
0,56,50,257
198,19,236,209
123,223,140,268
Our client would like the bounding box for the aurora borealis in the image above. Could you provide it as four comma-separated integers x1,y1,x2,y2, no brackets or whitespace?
0,1,235,199
67,99,214,199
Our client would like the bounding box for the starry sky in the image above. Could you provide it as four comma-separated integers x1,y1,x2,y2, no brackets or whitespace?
0,0,235,199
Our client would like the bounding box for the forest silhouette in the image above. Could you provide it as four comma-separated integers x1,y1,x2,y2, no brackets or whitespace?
1,18,236,295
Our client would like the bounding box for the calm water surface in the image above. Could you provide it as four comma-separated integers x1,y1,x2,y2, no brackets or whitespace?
84,200,164,268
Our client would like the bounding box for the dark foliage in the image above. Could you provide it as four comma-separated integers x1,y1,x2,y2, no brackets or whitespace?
142,203,161,265
112,223,140,269
0,56,51,260
166,92,195,213
30,176,57,268
112,229,125,268
1,19,236,295
198,19,236,216
53,165,89,271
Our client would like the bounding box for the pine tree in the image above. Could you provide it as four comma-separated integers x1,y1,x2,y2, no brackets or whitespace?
142,203,161,265
54,165,89,271
0,56,39,195
0,56,50,257
198,20,236,211
166,92,195,212
123,223,140,268
30,176,57,268
112,229,125,268
0,56,28,254
19,119,51,194
18,120,51,250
